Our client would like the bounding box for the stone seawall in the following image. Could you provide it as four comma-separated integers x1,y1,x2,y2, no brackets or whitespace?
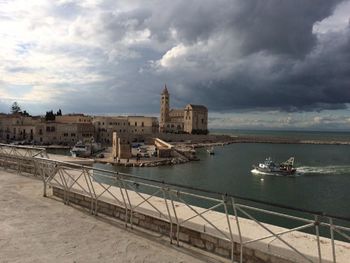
52,187,292,263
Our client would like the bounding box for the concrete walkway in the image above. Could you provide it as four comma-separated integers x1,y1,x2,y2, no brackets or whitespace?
0,170,225,263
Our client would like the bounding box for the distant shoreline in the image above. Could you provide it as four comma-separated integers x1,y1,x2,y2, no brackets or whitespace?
220,136,350,146
168,133,350,147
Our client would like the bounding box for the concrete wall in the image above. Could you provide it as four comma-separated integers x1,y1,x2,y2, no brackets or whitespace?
52,187,293,263
153,133,233,144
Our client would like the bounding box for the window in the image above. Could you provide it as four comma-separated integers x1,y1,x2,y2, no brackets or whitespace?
71,133,76,137
141,122,144,127
135,122,137,126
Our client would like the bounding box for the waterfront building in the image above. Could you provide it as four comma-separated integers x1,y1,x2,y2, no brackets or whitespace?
127,116,159,135
159,85,208,134
0,111,158,146
92,116,129,144
55,114,92,124
0,113,95,145
92,115,159,145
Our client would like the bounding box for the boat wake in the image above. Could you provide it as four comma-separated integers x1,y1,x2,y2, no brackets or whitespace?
296,165,350,176
252,165,350,176
250,169,298,177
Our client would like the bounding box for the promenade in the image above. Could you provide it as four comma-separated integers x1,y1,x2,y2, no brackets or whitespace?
0,170,223,263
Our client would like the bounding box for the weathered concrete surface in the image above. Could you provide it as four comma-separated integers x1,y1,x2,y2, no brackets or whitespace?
52,169,350,263
0,170,224,263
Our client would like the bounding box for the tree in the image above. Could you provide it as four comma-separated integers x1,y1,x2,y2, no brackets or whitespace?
11,102,21,114
56,109,62,116
45,110,55,121
22,110,30,117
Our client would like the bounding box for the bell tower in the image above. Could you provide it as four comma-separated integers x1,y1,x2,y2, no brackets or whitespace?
160,84,169,132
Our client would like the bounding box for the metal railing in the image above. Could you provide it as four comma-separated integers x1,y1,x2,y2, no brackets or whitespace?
0,144,349,263
0,143,48,158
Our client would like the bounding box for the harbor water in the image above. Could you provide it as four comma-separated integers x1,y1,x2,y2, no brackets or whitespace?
94,130,350,221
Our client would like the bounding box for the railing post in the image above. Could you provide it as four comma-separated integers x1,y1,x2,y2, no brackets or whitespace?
231,198,243,263
329,218,337,263
222,195,235,262
169,191,180,247
314,215,323,263
162,187,174,244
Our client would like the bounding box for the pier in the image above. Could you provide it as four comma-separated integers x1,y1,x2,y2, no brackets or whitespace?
0,143,350,262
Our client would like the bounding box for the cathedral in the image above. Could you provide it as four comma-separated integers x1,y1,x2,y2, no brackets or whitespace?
159,85,208,134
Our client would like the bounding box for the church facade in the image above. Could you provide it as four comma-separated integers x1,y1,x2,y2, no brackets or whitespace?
159,85,208,134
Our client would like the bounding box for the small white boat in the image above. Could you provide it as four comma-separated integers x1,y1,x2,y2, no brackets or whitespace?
70,141,102,157
206,147,215,155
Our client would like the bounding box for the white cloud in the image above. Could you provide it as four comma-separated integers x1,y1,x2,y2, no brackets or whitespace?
313,0,350,34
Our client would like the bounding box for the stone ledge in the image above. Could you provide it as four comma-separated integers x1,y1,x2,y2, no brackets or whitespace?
52,186,292,263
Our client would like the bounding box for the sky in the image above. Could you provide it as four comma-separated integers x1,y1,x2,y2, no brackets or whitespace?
0,0,350,130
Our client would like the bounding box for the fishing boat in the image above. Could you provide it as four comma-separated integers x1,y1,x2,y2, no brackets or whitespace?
252,157,296,175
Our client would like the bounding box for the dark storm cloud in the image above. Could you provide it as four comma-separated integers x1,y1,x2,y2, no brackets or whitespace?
143,0,340,56
147,0,350,112
188,26,350,112
230,0,340,57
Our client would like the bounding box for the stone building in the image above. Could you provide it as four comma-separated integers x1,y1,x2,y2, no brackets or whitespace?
55,114,92,124
128,116,159,135
0,114,95,145
0,114,42,142
0,112,158,146
92,116,158,145
159,85,208,134
92,116,129,144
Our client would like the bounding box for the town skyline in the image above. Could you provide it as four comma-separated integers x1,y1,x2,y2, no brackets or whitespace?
0,1,350,130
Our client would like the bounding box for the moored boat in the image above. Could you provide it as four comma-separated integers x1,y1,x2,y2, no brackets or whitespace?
70,140,102,157
206,147,215,155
